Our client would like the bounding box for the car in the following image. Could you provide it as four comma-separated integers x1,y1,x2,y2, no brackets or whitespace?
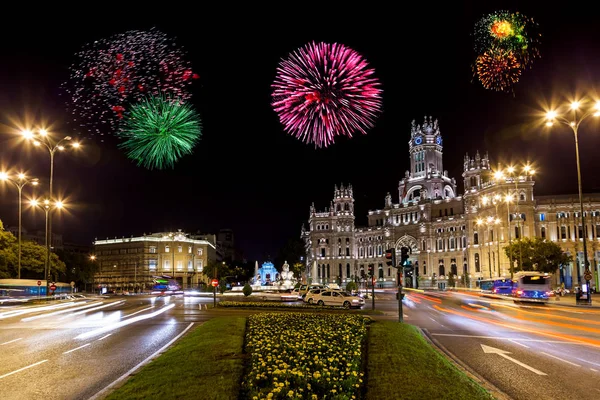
280,289,299,301
299,283,324,299
310,290,365,308
304,288,327,304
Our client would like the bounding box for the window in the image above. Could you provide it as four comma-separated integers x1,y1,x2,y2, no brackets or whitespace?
197,248,203,256
188,260,193,270
339,264,343,278
346,263,351,277
515,226,520,239
578,225,583,239
449,237,455,250
178,246,182,253
321,248,326,257
346,247,350,256
596,225,600,238
149,246,157,254
474,232,479,245
474,253,480,272
561,226,567,239
165,245,170,253
149,260,157,270
439,262,445,276
164,260,170,270
177,261,183,270
188,246,192,253
423,262,427,275
539,213,545,221
378,264,384,279
541,227,546,239
437,239,443,251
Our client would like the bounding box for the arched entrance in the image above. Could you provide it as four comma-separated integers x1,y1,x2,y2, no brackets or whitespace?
395,235,419,288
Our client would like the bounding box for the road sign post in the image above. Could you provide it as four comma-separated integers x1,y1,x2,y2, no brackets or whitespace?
211,278,219,307
37,280,41,298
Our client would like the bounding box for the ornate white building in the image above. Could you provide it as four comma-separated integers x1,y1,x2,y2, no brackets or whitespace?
302,116,600,289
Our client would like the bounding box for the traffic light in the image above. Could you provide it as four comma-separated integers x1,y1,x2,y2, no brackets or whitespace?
400,247,410,266
385,248,396,267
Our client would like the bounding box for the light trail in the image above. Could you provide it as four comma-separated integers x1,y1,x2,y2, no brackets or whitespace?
75,303,175,340
59,300,126,318
21,301,105,322
0,302,78,320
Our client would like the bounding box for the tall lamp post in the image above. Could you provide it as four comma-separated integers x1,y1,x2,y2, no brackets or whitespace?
545,99,600,305
0,172,39,279
29,199,64,294
22,129,80,276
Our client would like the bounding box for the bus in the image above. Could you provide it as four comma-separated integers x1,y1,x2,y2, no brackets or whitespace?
0,279,71,298
512,272,552,303
151,276,182,293
478,278,514,295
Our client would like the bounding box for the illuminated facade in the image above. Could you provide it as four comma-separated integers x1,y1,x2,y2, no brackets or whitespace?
93,231,217,291
302,116,600,289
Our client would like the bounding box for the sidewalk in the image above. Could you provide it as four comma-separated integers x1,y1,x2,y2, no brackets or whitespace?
548,294,600,308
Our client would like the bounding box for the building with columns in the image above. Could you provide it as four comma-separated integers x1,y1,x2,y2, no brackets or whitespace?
302,116,600,290
93,231,217,291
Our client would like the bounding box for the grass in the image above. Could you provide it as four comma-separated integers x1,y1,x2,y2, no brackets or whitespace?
105,317,246,400
366,322,493,400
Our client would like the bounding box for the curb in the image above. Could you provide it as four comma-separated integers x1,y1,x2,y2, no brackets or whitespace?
418,327,512,400
87,322,196,400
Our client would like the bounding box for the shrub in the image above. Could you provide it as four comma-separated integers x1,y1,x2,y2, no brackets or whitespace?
242,283,253,296
345,281,358,292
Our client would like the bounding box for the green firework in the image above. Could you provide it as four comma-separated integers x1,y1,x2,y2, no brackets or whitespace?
118,94,201,170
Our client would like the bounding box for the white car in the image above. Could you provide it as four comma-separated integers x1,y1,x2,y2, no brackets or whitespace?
310,290,365,308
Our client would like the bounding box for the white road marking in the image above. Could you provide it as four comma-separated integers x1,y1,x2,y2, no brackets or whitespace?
508,339,530,348
480,344,547,376
97,334,112,341
591,368,598,372
0,338,22,346
0,360,48,379
541,352,581,367
87,322,195,400
63,343,91,354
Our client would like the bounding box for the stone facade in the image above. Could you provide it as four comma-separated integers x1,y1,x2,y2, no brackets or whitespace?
302,116,600,290
93,231,217,291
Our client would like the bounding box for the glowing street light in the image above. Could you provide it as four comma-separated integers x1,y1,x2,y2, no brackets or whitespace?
29,198,65,291
544,97,600,304
0,172,39,279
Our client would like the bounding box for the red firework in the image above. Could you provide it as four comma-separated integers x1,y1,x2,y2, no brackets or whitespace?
271,41,383,148
475,48,522,92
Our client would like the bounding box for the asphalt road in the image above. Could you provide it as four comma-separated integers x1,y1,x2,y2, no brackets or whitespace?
0,295,214,400
373,290,600,400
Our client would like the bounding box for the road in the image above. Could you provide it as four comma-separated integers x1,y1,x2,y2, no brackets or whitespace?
0,295,215,400
373,290,600,400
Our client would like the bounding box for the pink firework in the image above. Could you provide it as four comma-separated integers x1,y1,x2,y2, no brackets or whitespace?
271,41,383,148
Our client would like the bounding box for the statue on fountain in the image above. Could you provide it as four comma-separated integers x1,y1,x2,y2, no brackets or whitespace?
277,261,297,288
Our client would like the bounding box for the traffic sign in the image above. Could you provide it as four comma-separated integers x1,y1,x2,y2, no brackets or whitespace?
50,284,57,291
37,280,41,286
211,279,219,287
584,270,593,282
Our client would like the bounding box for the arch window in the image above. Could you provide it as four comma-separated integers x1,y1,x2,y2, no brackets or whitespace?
437,239,443,251
541,227,546,239
473,232,479,245
378,264,384,279
438,261,445,276
449,237,455,250
368,246,373,257
339,264,343,278
474,253,480,272
346,263,351,277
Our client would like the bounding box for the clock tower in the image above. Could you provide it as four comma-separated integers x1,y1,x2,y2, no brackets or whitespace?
399,116,457,203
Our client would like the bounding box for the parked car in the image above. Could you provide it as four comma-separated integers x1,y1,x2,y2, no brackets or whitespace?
309,290,365,308
299,283,324,299
304,288,327,303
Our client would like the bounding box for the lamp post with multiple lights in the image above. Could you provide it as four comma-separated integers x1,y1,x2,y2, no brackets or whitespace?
545,99,600,304
22,129,79,275
0,172,39,279
29,199,64,293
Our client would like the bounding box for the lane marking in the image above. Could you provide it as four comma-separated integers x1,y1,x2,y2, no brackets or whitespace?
481,344,547,376
508,339,530,348
590,368,598,372
97,334,112,341
87,322,195,400
541,352,581,367
0,338,23,346
0,360,48,379
120,306,155,320
63,343,91,354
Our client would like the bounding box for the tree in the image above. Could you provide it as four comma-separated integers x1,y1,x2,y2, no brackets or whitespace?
242,283,252,296
448,273,456,288
504,237,572,274
55,249,98,289
0,219,17,278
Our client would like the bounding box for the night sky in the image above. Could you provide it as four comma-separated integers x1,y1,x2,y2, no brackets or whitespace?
1,2,599,262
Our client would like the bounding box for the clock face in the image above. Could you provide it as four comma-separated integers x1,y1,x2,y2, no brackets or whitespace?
414,136,422,145
436,136,442,145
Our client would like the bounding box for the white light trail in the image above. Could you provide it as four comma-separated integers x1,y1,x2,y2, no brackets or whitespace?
120,305,155,320
75,303,176,340
59,300,125,319
21,301,105,322
0,302,77,320
97,334,112,341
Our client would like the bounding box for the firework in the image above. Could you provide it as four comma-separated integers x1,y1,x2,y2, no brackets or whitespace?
475,48,522,92
63,28,198,136
271,41,382,148
473,11,541,67
117,94,201,170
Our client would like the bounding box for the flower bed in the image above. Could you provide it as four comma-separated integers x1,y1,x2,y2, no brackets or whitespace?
219,301,338,310
242,313,368,399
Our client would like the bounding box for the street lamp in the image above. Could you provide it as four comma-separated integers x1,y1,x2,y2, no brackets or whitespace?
29,198,64,294
476,216,501,278
0,172,39,279
22,128,80,277
545,99,600,305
